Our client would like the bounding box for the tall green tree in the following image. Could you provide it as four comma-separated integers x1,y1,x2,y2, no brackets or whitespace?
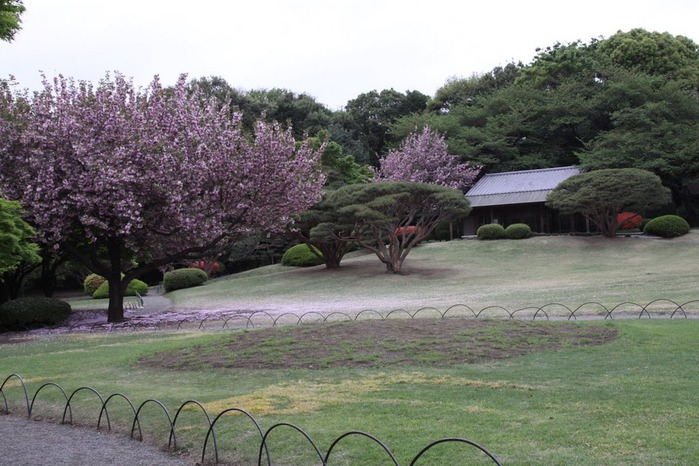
0,196,40,303
428,63,521,113
0,196,38,274
0,0,24,42
578,72,699,224
597,28,699,89
340,88,429,165
546,169,672,237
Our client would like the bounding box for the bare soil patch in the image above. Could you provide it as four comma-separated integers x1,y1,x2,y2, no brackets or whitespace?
140,319,618,370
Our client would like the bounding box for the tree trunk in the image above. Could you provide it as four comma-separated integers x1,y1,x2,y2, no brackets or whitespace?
107,275,125,322
106,238,125,323
0,279,9,305
40,257,57,297
320,243,346,269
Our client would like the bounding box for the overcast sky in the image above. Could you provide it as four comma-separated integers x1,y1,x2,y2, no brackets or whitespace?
2,0,697,109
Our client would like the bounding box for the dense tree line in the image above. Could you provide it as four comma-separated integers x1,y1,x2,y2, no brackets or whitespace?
2,27,697,313
188,29,698,223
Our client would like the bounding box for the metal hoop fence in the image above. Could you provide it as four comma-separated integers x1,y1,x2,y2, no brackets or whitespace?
1,373,502,465
1,298,697,336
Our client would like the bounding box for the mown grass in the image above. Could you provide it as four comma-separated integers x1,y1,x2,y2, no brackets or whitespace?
2,319,698,465
4,232,699,464
165,231,699,314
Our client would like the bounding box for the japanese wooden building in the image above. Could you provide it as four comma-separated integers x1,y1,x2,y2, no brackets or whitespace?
463,166,588,235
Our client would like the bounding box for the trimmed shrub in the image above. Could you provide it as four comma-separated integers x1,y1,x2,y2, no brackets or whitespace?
92,278,149,299
163,268,209,292
477,223,506,240
83,273,106,295
0,297,72,328
617,212,642,230
643,215,690,238
505,223,532,239
281,244,324,267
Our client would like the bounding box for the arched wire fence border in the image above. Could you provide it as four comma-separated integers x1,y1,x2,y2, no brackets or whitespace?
2,300,698,463
0,373,502,466
1,299,697,336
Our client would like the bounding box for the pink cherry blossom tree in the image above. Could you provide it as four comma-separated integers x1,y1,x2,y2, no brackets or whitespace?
0,73,325,322
376,125,479,190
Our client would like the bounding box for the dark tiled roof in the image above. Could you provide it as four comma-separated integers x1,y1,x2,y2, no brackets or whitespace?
466,166,581,207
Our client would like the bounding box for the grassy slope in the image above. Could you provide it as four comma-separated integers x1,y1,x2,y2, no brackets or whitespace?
168,231,699,314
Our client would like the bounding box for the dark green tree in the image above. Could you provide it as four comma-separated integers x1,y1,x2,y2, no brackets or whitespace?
546,169,672,237
428,63,521,113
290,131,373,269
293,194,356,269
340,88,429,165
326,182,471,273
597,28,699,89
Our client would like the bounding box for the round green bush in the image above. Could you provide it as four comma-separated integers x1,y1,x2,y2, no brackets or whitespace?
476,223,506,240
505,223,532,239
281,244,324,267
0,297,72,328
83,273,106,295
643,215,690,238
163,268,209,292
92,278,149,299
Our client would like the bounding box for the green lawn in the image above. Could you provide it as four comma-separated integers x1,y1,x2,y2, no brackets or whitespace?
166,231,699,316
1,320,698,465
3,232,699,465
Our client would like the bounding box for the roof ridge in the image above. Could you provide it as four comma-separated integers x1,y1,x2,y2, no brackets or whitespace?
483,166,578,177
470,188,553,196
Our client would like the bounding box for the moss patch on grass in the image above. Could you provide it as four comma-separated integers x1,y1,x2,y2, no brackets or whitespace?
196,372,536,416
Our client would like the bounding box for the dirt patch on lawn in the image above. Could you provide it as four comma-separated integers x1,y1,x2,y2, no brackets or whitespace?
140,319,618,370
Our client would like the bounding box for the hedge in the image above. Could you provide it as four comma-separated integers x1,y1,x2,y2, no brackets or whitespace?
505,223,532,239
92,278,149,299
281,244,324,267
83,273,106,295
0,297,72,328
643,215,690,238
477,223,506,240
163,268,209,292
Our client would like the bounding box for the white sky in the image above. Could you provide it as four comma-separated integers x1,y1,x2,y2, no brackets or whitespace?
2,0,698,109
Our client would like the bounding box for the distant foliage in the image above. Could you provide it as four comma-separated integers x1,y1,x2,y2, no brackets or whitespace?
0,297,71,328
92,279,149,299
617,212,642,230
643,215,690,238
83,273,106,295
281,244,324,267
376,126,479,189
477,224,506,240
163,268,209,292
505,223,532,239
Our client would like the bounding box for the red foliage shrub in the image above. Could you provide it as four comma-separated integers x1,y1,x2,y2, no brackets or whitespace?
395,226,424,237
192,260,220,275
617,212,642,230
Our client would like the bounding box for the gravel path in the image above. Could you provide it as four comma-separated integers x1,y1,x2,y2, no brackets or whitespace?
1,415,191,466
